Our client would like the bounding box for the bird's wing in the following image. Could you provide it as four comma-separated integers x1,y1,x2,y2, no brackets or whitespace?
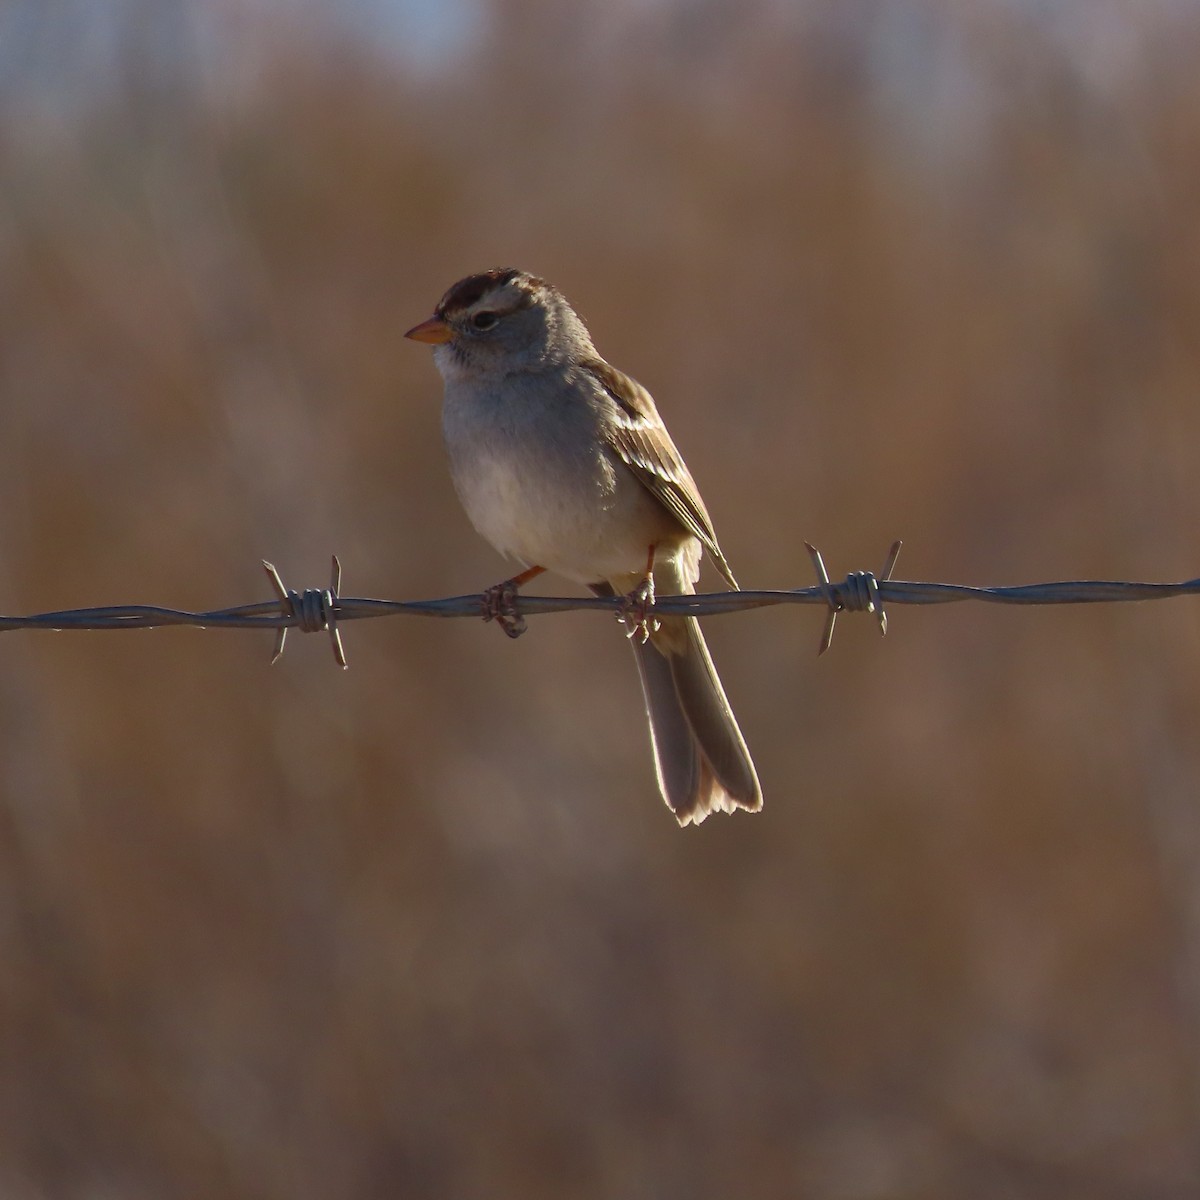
582,357,739,590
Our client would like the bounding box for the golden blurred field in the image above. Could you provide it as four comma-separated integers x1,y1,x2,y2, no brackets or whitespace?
2,3,1200,1197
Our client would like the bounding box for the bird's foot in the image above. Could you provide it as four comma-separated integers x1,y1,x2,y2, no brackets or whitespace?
481,577,528,638
481,565,545,638
619,575,659,644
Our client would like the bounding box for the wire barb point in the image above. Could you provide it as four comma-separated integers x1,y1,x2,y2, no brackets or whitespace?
262,558,347,668
805,540,903,655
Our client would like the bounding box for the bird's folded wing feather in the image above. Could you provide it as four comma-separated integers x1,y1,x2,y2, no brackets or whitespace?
582,357,739,590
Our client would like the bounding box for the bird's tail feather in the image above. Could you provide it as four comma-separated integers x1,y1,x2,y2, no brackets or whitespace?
594,566,762,826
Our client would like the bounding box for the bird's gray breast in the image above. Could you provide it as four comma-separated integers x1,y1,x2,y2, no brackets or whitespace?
441,376,620,575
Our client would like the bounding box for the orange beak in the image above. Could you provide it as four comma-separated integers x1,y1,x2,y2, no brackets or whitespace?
404,315,453,345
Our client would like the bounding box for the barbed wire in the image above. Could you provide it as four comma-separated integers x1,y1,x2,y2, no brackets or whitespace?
1,542,1198,667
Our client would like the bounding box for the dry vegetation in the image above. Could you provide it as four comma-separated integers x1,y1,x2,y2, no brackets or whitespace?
2,2,1200,1196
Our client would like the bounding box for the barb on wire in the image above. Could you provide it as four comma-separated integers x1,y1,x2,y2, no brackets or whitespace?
806,539,903,654
264,556,346,668
3,541,1200,665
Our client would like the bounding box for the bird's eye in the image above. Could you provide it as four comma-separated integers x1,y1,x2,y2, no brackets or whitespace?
471,311,499,331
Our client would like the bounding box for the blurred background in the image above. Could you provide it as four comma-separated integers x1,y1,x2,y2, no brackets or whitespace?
2,1,1200,1196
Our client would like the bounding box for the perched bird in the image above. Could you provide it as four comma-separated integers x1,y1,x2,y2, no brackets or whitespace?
405,268,761,825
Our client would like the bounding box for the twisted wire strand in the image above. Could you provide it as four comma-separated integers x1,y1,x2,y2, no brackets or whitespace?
2,545,1198,665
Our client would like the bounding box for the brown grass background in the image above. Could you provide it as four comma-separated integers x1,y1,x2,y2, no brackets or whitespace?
2,2,1200,1196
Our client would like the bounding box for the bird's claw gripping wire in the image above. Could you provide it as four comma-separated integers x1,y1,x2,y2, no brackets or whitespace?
263,556,347,667
480,565,549,639
481,578,529,639
619,574,660,644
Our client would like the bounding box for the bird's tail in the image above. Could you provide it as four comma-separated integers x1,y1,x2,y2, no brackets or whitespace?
595,561,762,825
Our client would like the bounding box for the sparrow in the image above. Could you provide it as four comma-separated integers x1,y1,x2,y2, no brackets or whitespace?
406,268,761,825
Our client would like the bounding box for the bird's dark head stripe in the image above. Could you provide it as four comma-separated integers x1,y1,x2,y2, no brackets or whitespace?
436,268,531,316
